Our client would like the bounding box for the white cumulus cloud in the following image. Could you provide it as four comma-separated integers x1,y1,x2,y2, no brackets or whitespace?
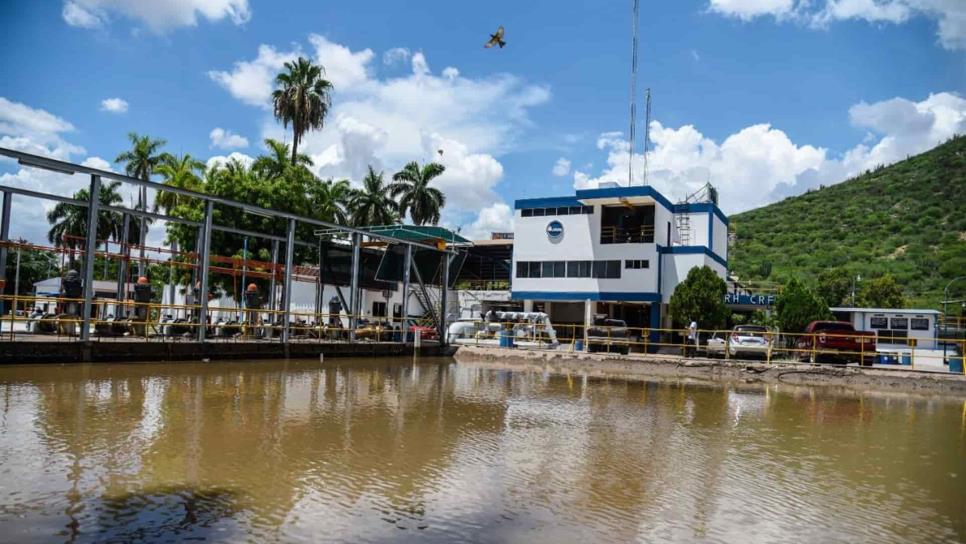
552,157,572,177
208,127,249,149
382,47,411,66
572,91,965,214
217,37,549,232
463,203,514,241
708,0,966,50
62,0,251,33
100,97,128,113
208,44,299,108
205,152,255,171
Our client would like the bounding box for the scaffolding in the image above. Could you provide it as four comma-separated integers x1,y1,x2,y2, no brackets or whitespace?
0,147,456,345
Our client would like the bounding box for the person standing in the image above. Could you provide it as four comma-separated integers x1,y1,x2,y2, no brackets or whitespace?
687,320,698,357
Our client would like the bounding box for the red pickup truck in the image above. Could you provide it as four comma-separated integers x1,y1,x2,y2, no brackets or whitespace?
797,321,876,366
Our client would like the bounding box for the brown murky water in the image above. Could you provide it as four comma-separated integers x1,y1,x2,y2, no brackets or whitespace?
0,357,963,543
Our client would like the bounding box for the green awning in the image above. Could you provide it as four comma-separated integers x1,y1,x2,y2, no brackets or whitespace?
358,225,471,245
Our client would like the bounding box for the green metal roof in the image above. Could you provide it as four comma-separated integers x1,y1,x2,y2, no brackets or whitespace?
358,225,471,245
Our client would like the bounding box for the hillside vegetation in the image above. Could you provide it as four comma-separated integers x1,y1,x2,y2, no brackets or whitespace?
730,135,966,309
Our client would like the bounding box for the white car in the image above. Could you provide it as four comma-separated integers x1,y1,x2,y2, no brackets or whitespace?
727,325,776,359
705,331,728,357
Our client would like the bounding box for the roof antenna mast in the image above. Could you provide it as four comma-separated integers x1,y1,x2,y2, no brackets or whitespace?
643,87,651,186
628,0,640,187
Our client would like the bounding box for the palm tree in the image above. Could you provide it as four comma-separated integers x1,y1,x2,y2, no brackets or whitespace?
47,181,124,266
272,57,333,164
252,138,313,180
348,167,399,227
154,153,204,214
309,178,351,224
389,161,447,225
115,133,166,275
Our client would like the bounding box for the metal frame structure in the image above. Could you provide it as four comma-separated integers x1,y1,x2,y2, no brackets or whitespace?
0,147,454,345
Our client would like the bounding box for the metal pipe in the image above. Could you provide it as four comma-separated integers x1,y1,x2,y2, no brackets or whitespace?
196,200,213,342
137,186,147,277
268,240,279,317
315,237,323,318
349,233,361,338
281,218,295,343
0,191,11,318
401,244,412,335
439,252,450,344
117,213,130,314
80,175,101,341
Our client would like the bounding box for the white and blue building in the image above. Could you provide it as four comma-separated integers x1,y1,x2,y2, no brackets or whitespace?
510,183,728,342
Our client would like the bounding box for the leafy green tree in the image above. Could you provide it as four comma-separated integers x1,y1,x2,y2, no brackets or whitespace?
272,57,333,164
309,178,351,224
668,266,730,330
154,153,204,214
46,181,124,266
776,278,830,332
815,268,852,307
858,274,906,308
252,138,313,180
349,167,399,227
116,133,166,274
390,161,446,225
3,240,58,301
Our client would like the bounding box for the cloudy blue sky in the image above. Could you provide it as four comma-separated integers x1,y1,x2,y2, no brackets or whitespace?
0,0,963,243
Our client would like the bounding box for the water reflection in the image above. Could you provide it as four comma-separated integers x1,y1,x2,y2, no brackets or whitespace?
0,359,963,543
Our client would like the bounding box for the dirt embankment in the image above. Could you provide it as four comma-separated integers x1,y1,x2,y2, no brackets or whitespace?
454,346,966,398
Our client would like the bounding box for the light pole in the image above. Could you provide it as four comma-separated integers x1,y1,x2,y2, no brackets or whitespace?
942,276,966,363
851,274,861,306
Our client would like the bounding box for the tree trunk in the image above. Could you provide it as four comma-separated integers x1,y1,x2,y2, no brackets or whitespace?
291,127,299,165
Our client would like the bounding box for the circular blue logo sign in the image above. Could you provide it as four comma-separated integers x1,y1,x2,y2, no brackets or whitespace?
546,220,564,242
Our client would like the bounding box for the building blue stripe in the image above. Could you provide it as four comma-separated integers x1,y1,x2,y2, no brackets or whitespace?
514,197,583,210
674,202,729,225
510,291,661,302
574,185,674,211
658,245,728,269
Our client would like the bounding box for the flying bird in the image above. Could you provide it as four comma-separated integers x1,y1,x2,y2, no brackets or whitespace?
484,26,506,49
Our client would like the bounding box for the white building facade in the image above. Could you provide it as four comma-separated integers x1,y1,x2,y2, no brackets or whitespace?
511,184,728,344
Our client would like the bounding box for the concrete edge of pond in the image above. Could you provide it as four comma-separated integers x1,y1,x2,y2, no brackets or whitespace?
0,340,457,364
454,346,966,398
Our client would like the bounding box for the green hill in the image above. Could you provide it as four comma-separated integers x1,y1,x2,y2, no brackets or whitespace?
729,135,966,309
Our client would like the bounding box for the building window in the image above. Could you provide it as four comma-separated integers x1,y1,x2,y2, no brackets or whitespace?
520,260,617,279
532,208,546,217
600,204,655,244
910,318,930,331
625,259,650,269
372,301,387,317
869,316,888,329
569,206,583,215
583,206,593,214
890,317,909,330
521,208,533,217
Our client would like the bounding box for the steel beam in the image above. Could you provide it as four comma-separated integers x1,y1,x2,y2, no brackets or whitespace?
281,218,296,343
401,244,412,334
349,232,361,337
0,191,11,318
196,200,214,342
80,175,100,341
